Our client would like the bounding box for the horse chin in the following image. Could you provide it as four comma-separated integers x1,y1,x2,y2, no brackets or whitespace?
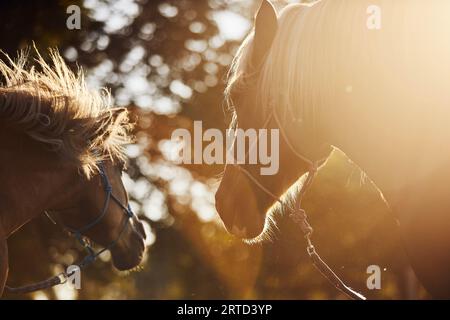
227,211,266,240
216,194,266,239
231,224,265,240
111,243,145,271
216,180,267,240
111,252,143,271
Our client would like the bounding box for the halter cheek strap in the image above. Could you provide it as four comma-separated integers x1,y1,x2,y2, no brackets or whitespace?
5,161,135,294
67,162,135,269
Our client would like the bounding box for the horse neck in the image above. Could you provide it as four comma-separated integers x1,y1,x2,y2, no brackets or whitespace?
322,100,413,206
0,130,79,238
322,84,450,209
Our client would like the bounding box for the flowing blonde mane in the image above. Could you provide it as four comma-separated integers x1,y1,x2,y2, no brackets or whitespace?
227,0,450,134
0,49,133,177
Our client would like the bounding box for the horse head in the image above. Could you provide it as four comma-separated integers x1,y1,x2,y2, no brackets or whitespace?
0,50,147,295
215,1,331,240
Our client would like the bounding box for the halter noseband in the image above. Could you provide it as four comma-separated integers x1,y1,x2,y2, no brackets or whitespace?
232,110,366,300
65,162,135,269
5,161,136,294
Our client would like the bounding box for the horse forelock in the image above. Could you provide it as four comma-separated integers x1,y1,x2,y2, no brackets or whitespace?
0,48,133,177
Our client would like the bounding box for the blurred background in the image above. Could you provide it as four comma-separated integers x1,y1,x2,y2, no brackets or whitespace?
1,0,429,299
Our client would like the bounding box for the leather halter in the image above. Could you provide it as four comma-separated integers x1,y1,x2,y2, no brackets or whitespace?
5,162,135,294
232,110,366,300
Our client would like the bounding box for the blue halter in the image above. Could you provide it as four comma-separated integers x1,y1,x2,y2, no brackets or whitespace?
66,161,135,268
5,161,136,294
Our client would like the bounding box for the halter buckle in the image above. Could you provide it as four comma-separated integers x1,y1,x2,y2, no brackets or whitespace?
306,244,316,256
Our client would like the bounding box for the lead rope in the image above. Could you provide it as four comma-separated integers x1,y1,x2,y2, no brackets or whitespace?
234,107,366,301
236,164,366,300
292,167,366,301
272,110,366,299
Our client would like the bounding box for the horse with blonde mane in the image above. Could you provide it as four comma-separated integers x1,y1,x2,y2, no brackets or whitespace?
215,0,450,298
0,50,147,296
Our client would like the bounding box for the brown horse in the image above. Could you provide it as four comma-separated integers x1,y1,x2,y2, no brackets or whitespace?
0,50,146,296
216,0,450,298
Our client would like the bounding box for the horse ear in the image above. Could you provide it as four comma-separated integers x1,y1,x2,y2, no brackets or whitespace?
252,0,278,69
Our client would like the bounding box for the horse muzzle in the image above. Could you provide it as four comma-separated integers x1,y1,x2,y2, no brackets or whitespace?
110,218,147,271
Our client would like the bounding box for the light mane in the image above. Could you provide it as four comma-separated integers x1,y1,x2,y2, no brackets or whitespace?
228,0,450,128
0,49,132,177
